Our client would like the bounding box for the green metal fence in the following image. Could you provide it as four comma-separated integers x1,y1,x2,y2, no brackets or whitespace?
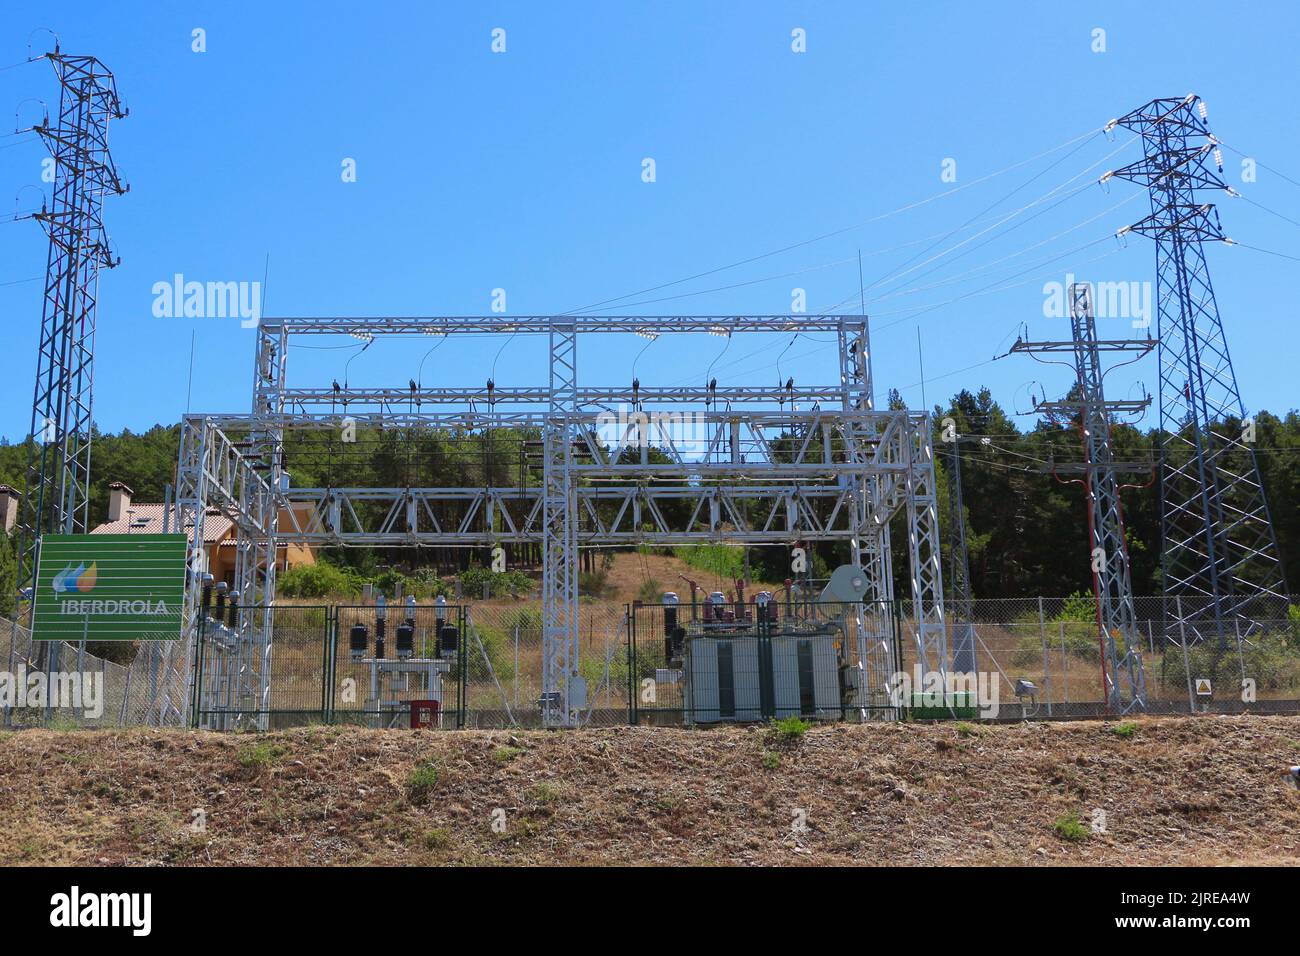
7,591,1300,730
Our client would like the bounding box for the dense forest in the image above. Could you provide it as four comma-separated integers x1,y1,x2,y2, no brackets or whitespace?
0,388,1296,606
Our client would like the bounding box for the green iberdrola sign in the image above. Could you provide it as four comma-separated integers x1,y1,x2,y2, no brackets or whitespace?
31,534,187,641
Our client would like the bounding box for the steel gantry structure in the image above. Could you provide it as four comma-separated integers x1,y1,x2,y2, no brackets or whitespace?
177,314,949,727
15,49,127,601
1108,95,1289,644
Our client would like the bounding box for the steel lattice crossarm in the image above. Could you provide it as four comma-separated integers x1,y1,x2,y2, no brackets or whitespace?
260,314,864,336
209,408,921,477
1031,398,1153,417
281,384,850,408
274,482,874,546
1008,337,1155,356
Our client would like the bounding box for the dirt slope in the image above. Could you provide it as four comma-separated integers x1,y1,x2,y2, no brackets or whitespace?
1,715,1297,866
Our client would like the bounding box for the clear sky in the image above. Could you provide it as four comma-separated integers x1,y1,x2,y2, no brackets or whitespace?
0,0,1296,441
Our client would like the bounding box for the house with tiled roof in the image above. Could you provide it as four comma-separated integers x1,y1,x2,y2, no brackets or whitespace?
91,482,318,586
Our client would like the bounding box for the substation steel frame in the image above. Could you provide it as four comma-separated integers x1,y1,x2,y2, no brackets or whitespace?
177,315,947,728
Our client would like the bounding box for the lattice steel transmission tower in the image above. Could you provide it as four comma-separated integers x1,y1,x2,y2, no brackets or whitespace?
1109,95,1288,645
1012,283,1153,712
16,49,127,599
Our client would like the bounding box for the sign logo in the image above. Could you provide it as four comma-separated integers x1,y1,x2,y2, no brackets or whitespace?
52,561,98,595
32,534,187,642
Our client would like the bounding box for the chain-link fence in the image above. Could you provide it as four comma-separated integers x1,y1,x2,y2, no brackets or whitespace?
1,614,189,729
947,594,1300,719
4,592,1299,729
190,604,470,731
459,602,629,728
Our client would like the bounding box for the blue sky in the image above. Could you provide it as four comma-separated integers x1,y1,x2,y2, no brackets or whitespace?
0,0,1296,441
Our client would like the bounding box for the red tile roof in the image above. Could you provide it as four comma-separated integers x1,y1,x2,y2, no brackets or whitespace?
91,504,234,543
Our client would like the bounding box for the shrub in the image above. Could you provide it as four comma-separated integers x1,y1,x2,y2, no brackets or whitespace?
492,745,524,763
237,741,287,768
529,782,560,804
673,544,746,579
466,623,517,681
579,646,631,694
502,606,542,631
422,828,451,850
277,560,361,599
406,762,440,802
1052,811,1089,842
578,570,610,598
1161,633,1300,692
635,578,663,604
768,716,811,746
459,566,534,599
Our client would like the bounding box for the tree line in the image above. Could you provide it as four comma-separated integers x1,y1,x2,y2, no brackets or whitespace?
0,388,1296,609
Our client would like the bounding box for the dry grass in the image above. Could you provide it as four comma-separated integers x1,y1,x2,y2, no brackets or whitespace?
0,715,1297,866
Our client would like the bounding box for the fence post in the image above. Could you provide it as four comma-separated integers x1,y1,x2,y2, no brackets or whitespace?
1147,620,1156,699
627,605,637,726
4,617,17,728
119,657,132,727
1038,597,1051,717
1234,618,1247,686
1176,595,1195,713
1059,621,1068,710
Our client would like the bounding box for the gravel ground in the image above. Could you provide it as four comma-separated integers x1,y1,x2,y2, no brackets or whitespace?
1,714,1297,866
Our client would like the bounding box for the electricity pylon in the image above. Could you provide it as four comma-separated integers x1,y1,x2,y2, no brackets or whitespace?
15,49,127,605
1109,95,1288,646
1011,283,1152,713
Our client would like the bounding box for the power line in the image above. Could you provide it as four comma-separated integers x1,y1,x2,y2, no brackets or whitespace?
863,137,1138,301
1218,141,1300,192
1228,240,1300,263
560,125,1107,315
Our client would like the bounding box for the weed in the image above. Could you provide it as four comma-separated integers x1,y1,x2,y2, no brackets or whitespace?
954,722,983,738
422,828,451,850
529,782,560,804
237,741,287,768
1111,721,1139,739
768,716,811,747
492,745,524,764
762,751,781,770
1052,811,1089,842
406,762,440,802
